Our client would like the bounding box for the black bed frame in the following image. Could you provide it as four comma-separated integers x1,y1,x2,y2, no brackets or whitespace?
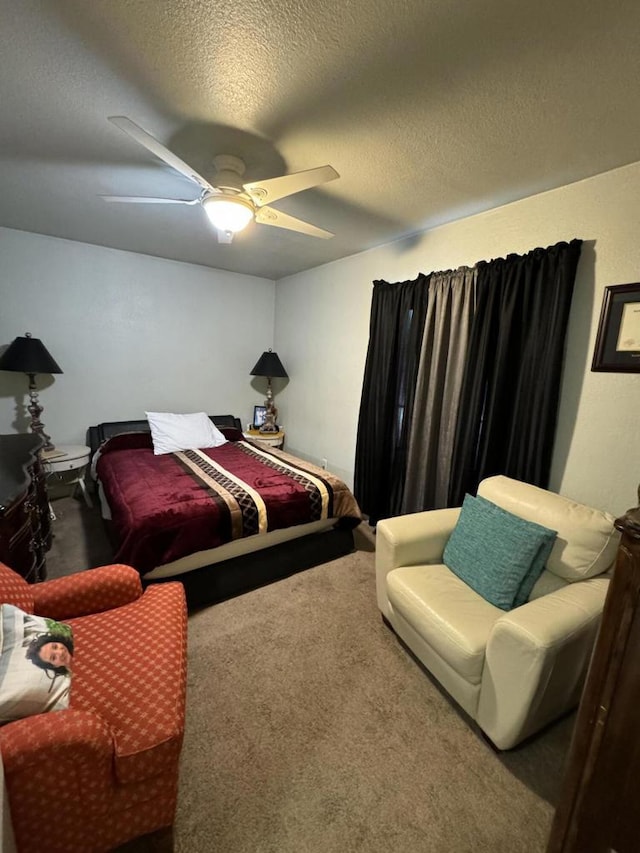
87,414,242,458
85,415,355,610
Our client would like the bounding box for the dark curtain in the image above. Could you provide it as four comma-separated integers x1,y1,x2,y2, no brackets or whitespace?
448,239,582,505
354,275,429,524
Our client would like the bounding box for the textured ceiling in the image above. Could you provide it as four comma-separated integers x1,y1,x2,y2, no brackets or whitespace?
1,0,640,279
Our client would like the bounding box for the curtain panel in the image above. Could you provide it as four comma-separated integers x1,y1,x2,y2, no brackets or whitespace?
447,239,582,505
402,266,478,513
353,275,429,524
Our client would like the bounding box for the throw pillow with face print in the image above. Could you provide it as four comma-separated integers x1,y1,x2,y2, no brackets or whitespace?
0,604,74,724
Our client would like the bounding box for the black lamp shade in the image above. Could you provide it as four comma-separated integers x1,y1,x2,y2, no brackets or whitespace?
0,333,63,375
250,350,288,378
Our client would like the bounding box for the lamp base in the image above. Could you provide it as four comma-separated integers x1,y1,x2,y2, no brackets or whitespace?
259,409,279,432
260,383,279,432
27,374,56,451
37,435,57,453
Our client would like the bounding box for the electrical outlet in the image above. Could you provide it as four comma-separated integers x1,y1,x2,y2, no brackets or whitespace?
321,458,328,469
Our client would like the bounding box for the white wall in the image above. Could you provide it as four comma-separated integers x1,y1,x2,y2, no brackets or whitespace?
275,161,640,516
0,228,275,444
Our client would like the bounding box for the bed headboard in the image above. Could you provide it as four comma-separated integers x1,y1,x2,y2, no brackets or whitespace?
86,414,242,457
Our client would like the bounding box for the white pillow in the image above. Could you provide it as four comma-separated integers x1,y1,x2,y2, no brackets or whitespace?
145,411,227,455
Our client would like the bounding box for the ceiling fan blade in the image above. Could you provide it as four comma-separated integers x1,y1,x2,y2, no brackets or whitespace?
255,206,334,239
108,116,215,192
243,165,339,207
100,195,200,204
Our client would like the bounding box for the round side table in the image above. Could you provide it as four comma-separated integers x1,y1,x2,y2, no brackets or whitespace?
43,445,92,518
242,430,285,449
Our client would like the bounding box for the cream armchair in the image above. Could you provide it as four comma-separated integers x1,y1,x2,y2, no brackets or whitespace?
376,476,619,749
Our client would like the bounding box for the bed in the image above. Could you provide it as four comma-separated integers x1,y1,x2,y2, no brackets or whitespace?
87,415,362,607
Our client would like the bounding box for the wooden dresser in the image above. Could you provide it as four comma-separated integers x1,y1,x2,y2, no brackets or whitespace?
546,494,640,853
0,434,51,582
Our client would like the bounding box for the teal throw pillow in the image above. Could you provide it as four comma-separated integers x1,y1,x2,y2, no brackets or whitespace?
442,494,557,610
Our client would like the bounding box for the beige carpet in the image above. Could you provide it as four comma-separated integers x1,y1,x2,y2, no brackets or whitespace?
46,495,573,853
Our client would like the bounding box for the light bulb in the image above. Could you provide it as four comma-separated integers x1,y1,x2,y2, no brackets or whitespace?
202,196,254,233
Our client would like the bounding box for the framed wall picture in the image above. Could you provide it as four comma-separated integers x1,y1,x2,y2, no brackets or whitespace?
592,282,640,372
253,405,267,428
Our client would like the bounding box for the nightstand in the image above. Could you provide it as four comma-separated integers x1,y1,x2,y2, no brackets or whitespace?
42,445,93,514
243,430,285,449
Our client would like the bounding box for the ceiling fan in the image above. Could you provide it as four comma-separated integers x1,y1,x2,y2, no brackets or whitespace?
102,116,339,243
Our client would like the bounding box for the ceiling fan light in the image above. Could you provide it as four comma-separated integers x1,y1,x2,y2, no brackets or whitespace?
202,196,254,233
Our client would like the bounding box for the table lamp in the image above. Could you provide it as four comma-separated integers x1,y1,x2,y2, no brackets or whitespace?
0,332,63,451
250,349,288,433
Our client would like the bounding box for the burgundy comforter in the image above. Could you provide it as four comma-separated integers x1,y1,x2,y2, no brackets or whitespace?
95,433,361,575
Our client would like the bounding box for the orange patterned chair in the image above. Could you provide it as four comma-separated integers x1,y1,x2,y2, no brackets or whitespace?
0,561,187,853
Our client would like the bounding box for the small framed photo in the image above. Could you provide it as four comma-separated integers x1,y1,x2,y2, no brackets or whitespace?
253,405,267,428
592,282,640,372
